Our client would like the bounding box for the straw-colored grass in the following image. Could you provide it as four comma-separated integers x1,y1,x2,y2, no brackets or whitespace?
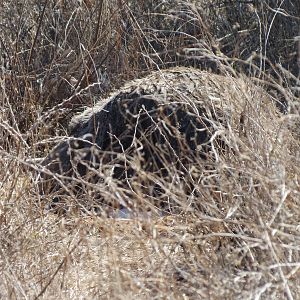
1,0,299,299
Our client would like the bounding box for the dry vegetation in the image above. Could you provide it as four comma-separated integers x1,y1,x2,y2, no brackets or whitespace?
1,0,300,299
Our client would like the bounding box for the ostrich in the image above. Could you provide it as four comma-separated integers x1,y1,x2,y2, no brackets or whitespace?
38,67,273,215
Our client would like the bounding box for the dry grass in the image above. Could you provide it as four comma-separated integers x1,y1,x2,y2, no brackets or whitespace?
1,0,300,299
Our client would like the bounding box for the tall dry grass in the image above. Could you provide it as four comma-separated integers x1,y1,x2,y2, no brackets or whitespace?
1,0,299,299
